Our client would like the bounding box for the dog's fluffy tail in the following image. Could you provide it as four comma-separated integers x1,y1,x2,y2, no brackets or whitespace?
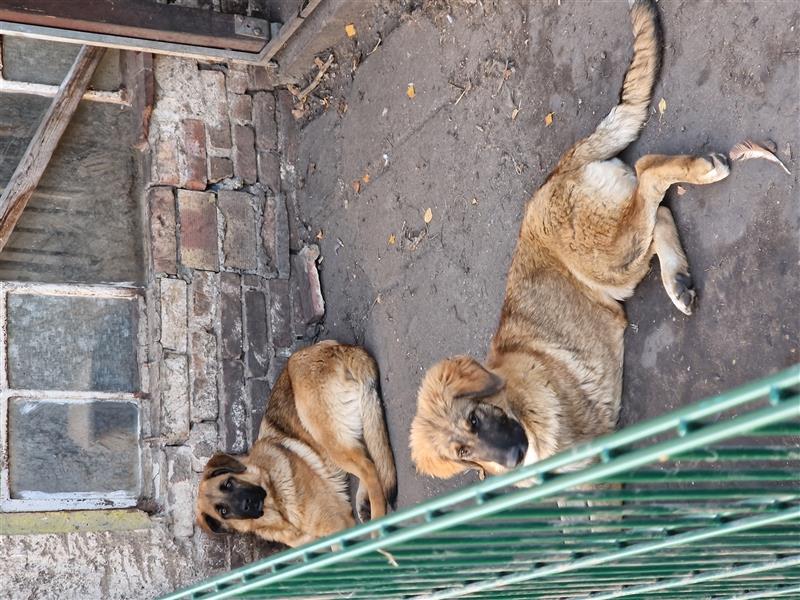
359,363,398,507
561,0,661,168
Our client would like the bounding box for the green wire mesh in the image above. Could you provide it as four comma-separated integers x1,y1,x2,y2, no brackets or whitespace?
162,365,800,600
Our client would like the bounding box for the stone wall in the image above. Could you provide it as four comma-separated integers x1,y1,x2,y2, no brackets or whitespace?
0,55,324,599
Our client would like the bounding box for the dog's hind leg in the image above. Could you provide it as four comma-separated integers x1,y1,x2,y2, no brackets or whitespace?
634,153,730,200
633,153,730,313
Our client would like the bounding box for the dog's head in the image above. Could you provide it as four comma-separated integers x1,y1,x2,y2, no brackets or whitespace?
196,453,267,535
410,356,529,479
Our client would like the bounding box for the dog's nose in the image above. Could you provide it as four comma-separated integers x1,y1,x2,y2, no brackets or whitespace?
505,444,526,468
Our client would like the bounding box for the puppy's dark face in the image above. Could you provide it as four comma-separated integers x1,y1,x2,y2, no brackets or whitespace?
197,454,267,534
411,356,530,479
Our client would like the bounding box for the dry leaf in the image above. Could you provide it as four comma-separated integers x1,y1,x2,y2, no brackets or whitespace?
316,229,325,240
352,180,361,193
511,107,520,121
729,140,791,175
406,83,416,99
345,23,357,38
388,233,396,245
471,197,478,205
362,173,370,184
544,112,554,127
676,185,686,196
658,97,667,115
423,207,433,224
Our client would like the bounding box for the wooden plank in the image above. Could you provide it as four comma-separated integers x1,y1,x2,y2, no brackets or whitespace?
0,45,104,253
0,0,267,52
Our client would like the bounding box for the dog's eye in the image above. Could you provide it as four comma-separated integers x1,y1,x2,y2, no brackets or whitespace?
468,411,479,430
224,478,233,490
218,506,228,517
457,446,470,458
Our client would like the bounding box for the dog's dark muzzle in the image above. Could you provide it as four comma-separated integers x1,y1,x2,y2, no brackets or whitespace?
231,483,267,519
475,412,529,469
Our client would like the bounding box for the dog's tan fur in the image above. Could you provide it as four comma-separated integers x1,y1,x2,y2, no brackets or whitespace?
197,341,397,547
410,0,731,480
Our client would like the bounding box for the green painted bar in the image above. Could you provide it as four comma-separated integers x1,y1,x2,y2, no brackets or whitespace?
161,367,800,600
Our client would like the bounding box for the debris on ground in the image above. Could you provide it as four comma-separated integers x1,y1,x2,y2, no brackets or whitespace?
729,140,791,175
545,112,554,126
288,54,336,119
423,207,433,224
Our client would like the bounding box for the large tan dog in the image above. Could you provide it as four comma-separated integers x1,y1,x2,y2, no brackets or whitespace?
410,0,730,481
197,341,397,547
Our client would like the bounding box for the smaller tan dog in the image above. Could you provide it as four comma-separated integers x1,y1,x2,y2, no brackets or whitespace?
196,341,396,548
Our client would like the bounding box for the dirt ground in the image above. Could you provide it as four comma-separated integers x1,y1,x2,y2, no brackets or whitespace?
292,0,800,508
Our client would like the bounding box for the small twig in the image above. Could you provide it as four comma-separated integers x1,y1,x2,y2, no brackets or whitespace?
493,59,509,98
453,79,472,105
367,36,382,55
297,54,335,103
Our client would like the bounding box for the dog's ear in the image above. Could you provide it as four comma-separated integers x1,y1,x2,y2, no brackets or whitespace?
409,414,469,479
203,453,247,479
436,356,504,401
198,512,228,534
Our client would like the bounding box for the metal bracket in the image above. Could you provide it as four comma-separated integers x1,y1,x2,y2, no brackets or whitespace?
234,15,270,41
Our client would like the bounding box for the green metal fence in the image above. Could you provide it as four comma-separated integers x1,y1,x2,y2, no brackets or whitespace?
163,365,800,600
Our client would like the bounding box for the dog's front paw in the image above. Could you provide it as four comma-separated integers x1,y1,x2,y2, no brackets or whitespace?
357,498,372,523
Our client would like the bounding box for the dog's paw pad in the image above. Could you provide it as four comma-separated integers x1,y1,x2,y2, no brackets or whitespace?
672,272,696,315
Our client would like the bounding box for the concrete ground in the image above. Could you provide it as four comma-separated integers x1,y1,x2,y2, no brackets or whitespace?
294,0,799,508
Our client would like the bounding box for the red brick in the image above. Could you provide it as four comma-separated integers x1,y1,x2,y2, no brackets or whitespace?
151,135,180,186
229,93,252,125
226,64,249,94
218,191,258,271
257,151,281,194
248,378,270,444
261,193,290,279
178,190,219,271
190,329,218,422
190,271,219,331
200,69,231,152
244,289,269,378
180,119,207,191
268,278,292,349
149,187,177,275
248,65,275,91
208,156,233,183
232,124,257,184
220,273,242,360
207,124,232,152
220,359,247,453
253,92,277,152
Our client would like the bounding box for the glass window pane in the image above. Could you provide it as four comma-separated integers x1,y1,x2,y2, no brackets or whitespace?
0,95,143,284
8,399,140,497
7,293,140,392
1,37,122,90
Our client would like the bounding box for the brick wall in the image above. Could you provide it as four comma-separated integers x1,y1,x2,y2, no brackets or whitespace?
143,57,325,568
